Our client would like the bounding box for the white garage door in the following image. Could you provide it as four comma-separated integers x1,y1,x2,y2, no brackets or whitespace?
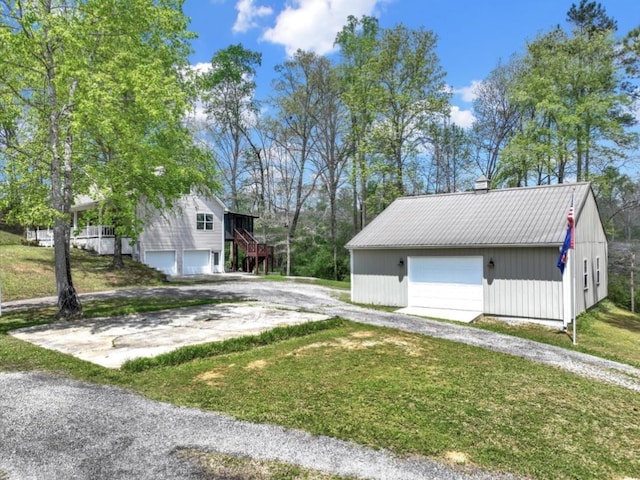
183,250,211,275
408,256,483,312
144,250,177,276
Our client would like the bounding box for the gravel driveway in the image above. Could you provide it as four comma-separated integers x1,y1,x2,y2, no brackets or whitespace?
2,279,639,479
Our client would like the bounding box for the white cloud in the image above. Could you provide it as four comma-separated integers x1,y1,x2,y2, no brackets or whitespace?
261,0,388,57
233,0,273,33
190,62,212,75
453,80,482,103
450,106,476,129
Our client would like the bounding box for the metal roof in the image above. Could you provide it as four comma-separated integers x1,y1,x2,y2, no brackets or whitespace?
346,182,593,249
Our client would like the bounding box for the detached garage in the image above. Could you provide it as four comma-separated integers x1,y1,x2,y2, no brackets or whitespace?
346,179,608,326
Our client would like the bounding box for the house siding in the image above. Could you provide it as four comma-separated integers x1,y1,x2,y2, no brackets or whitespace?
136,194,225,275
351,244,606,322
350,249,409,306
351,246,587,322
483,247,563,321
574,192,608,314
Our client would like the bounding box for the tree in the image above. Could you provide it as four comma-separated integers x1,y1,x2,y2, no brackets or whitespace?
0,0,200,317
471,57,523,184
308,57,350,280
567,0,617,38
269,50,323,276
428,117,472,193
368,23,449,206
592,166,640,240
335,15,381,232
499,12,635,186
199,44,262,211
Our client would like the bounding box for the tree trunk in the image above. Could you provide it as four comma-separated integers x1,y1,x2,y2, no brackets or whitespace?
53,217,81,318
330,192,338,280
112,233,124,268
49,92,82,318
286,233,292,277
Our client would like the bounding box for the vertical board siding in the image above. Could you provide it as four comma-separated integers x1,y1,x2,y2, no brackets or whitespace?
575,193,608,313
351,250,408,306
352,247,566,321
483,247,563,321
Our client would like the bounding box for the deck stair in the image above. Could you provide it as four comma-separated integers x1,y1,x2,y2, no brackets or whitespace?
233,228,273,274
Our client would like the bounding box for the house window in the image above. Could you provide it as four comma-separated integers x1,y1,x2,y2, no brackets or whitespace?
583,258,588,290
213,252,219,266
197,213,214,230
596,256,600,286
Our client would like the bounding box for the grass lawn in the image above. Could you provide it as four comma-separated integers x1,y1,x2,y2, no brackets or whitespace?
0,243,167,301
2,231,640,479
474,300,640,369
1,300,640,480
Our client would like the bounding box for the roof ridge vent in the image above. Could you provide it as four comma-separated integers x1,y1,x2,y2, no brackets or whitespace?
474,175,489,193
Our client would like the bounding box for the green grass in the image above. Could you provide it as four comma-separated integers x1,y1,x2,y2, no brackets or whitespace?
357,298,640,370
122,318,345,372
1,307,639,480
0,229,21,246
474,300,640,369
261,274,350,290
0,244,167,301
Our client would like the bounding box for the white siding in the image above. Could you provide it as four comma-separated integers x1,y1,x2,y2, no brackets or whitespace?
136,194,225,275
352,247,566,321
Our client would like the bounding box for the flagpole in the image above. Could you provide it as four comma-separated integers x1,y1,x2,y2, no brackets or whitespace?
572,188,577,345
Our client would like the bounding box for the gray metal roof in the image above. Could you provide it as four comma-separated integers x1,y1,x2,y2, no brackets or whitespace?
346,182,593,249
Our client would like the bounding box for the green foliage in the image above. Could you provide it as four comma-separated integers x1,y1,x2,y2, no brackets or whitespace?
496,2,636,186
0,0,210,315
607,272,640,311
197,44,261,211
291,239,349,281
122,318,345,372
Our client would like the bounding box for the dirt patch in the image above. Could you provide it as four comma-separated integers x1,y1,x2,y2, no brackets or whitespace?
444,450,471,465
349,331,375,338
290,333,423,357
195,367,230,386
245,359,268,370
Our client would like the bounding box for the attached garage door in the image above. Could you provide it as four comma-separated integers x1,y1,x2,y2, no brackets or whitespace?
408,256,483,312
145,250,177,276
183,250,211,275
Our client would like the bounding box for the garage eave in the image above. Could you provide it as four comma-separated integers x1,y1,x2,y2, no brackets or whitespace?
346,242,562,250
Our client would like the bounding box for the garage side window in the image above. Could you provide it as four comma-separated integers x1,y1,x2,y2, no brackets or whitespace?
197,213,214,230
583,258,588,290
596,256,600,286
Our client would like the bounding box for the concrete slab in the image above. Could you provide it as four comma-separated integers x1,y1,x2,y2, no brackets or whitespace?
9,302,329,369
395,307,481,323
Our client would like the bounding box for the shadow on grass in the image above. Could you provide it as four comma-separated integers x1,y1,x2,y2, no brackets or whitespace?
600,314,640,334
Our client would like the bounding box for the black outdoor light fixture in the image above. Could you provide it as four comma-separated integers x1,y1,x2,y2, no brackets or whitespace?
488,258,495,269
398,258,405,267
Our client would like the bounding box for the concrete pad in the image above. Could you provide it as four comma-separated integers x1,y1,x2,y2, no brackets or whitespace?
9,302,329,369
395,307,481,323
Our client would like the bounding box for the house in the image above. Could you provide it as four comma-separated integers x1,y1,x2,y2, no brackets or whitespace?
346,178,608,326
26,193,273,276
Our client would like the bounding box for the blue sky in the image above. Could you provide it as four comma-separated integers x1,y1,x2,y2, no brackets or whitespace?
183,0,640,127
